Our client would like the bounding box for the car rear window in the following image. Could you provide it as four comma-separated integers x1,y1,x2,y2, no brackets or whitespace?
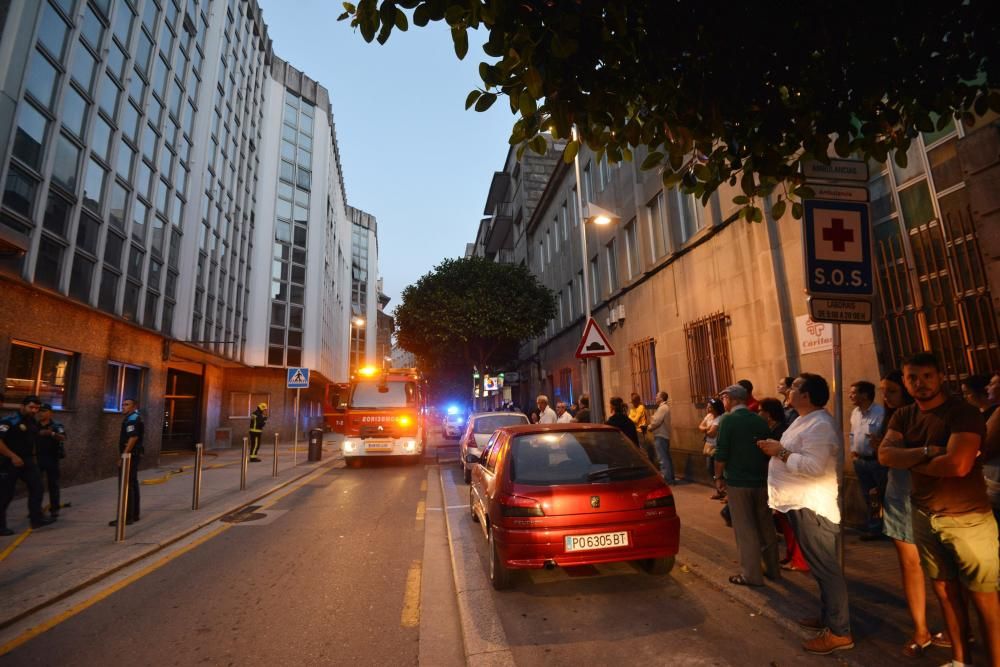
473,414,528,434
509,431,655,485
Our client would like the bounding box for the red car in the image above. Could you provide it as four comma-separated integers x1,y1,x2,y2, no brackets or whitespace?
467,423,681,590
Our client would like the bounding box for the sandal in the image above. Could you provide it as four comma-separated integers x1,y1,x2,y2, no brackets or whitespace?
930,632,952,649
728,574,763,587
902,637,931,658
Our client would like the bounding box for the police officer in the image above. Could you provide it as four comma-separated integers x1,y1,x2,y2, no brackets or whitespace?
0,396,54,535
109,398,143,527
36,404,67,519
249,402,267,462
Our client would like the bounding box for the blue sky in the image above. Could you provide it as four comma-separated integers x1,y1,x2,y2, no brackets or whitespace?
257,0,514,309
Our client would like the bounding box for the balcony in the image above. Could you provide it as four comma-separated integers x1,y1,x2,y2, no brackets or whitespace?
484,201,515,254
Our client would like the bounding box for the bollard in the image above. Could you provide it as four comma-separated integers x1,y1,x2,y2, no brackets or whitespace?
115,452,132,543
272,432,279,478
241,436,249,490
192,443,204,510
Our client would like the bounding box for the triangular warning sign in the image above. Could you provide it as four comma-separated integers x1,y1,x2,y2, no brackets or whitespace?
290,370,305,383
575,318,615,359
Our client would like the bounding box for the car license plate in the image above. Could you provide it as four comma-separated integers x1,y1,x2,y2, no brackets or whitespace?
564,531,629,552
365,440,393,451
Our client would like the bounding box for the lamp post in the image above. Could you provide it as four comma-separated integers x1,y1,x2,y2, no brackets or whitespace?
571,125,618,422
352,317,365,372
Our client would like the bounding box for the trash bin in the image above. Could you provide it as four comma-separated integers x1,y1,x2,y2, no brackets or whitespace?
308,428,323,462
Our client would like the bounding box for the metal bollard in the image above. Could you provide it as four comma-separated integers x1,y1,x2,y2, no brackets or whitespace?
241,436,249,490
192,443,204,510
272,432,279,478
115,452,132,543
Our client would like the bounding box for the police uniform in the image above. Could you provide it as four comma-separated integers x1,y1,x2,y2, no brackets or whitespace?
0,412,47,531
249,404,267,461
36,418,66,517
118,410,144,522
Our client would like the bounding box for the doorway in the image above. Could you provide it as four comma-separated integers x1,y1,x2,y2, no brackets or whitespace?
162,368,202,450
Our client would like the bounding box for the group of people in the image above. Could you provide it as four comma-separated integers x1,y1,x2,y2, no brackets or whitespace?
708,353,999,663
0,395,145,534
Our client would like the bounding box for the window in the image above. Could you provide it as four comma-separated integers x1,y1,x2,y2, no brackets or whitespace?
35,235,64,289
82,158,106,212
552,218,559,253
228,391,270,418
37,2,71,61
566,281,575,320
684,312,733,407
26,49,59,109
629,338,659,404
671,190,704,243
576,271,584,314
4,341,76,408
51,135,81,192
606,238,620,293
69,253,94,302
582,162,593,203
589,256,601,304
3,167,38,218
624,219,639,278
570,187,578,227
12,103,48,169
646,192,667,260
103,361,144,411
546,230,551,262
43,193,71,236
62,86,88,138
560,202,568,240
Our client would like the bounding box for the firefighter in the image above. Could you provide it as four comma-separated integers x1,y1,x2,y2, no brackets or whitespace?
249,402,267,462
0,395,53,535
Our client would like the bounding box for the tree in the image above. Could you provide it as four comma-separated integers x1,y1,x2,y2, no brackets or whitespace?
393,256,556,383
340,1,999,221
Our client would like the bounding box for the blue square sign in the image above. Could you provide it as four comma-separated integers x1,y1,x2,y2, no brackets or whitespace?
803,200,874,298
287,367,310,389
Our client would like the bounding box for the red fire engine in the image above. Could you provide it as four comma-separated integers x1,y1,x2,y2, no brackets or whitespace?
340,367,426,465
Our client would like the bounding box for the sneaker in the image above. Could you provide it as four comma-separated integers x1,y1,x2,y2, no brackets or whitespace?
250,457,262,462
796,617,825,630
803,628,854,654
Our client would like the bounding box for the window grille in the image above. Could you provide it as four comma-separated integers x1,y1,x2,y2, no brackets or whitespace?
629,338,659,403
684,312,733,407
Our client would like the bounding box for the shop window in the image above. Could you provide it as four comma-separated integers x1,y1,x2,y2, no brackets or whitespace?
684,312,733,407
104,361,144,411
4,341,76,409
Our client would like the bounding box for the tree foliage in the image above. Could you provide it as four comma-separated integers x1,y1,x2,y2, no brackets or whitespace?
394,256,556,377
340,1,999,221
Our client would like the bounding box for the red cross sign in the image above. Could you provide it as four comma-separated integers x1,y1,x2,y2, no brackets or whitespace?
803,200,873,298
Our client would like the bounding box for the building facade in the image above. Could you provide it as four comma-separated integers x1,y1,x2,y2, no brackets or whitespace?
347,204,377,371
0,0,359,484
481,113,1000,525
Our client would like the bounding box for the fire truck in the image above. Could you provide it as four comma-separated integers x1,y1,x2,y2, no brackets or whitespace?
341,367,427,465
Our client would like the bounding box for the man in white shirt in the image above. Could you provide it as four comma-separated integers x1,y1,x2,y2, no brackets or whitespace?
555,401,574,423
758,373,853,656
848,380,886,539
536,395,557,424
649,392,674,483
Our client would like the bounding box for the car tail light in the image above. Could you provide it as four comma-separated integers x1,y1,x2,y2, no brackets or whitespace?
499,493,544,517
644,487,675,509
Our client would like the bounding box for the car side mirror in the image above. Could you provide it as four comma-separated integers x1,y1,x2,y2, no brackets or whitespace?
465,453,480,465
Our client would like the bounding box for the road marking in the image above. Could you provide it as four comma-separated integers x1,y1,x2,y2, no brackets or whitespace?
0,463,332,655
415,500,426,522
425,505,466,511
0,529,32,563
400,560,421,628
420,480,427,492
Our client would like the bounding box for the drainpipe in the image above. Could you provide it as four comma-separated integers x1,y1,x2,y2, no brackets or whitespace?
764,206,800,376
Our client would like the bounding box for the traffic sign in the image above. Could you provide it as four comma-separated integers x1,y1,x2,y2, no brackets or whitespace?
808,296,873,324
803,199,874,298
802,158,869,182
809,183,869,203
575,318,615,359
287,367,310,389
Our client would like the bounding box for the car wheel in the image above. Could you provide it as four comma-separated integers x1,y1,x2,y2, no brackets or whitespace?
469,487,479,523
488,526,512,590
641,556,676,576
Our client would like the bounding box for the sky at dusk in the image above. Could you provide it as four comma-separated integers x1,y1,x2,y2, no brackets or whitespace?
257,0,514,311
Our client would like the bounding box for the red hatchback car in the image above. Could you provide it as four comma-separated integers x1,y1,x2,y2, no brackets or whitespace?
468,423,681,590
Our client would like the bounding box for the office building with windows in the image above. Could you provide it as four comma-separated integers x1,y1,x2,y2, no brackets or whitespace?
0,0,356,483
347,205,377,371
482,114,1000,524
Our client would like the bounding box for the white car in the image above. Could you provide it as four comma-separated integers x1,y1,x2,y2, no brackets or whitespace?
459,411,529,483
442,413,465,439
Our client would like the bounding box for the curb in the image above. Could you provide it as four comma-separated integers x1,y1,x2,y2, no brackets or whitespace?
0,453,342,632
438,468,516,667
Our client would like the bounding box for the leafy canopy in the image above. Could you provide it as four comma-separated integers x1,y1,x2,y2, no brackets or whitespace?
393,256,556,373
340,1,998,221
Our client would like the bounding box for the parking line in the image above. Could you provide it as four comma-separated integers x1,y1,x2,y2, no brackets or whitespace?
420,480,427,492
400,560,421,628
415,500,426,522
0,529,32,563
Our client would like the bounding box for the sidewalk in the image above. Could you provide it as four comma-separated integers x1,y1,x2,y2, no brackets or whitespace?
0,436,342,630
671,481,959,665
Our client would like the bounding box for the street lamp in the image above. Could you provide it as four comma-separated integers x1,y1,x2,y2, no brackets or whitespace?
571,126,620,422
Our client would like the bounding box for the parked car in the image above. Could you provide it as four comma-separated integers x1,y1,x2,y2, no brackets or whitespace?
468,423,680,590
460,412,530,483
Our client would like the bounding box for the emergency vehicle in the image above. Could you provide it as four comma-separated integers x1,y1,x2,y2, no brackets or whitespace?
341,366,426,464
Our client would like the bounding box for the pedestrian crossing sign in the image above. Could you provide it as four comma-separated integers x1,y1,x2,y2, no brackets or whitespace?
287,367,310,388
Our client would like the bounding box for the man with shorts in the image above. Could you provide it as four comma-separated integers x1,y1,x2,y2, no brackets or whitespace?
880,352,1000,667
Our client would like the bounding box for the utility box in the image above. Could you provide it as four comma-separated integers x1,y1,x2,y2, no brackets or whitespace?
308,428,323,462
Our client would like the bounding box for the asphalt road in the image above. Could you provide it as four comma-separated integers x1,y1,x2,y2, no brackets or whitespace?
7,454,434,666
441,464,826,666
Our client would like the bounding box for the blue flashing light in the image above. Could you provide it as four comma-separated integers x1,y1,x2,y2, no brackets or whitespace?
446,405,460,415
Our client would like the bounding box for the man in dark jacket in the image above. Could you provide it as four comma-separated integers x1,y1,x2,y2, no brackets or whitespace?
249,402,268,462
36,404,66,519
573,395,591,423
606,396,639,446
